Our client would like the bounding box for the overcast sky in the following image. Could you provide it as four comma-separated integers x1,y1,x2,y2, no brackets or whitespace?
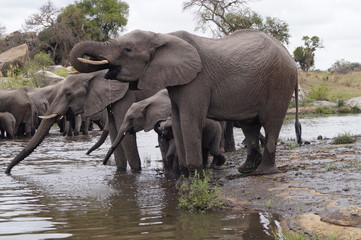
0,0,360,70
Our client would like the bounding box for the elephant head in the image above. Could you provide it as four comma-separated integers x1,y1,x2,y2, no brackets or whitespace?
103,89,171,165
5,70,128,174
69,30,203,89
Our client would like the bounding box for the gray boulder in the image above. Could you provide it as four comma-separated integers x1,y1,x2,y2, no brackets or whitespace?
0,44,29,76
345,96,361,109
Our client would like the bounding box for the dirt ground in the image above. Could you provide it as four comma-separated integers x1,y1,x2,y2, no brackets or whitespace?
218,137,361,239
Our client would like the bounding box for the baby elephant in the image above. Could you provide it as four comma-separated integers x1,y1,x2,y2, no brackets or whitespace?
0,112,16,139
155,117,226,173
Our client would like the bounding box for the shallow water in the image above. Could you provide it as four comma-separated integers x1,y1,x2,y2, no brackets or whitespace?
0,128,280,240
1,114,360,240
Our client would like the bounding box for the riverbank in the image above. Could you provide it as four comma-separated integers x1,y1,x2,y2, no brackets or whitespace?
219,136,361,239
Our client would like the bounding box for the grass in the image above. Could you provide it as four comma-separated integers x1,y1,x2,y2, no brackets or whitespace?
331,132,356,145
177,170,224,213
299,71,361,101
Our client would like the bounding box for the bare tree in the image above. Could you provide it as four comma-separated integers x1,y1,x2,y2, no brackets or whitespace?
183,0,255,37
24,1,60,33
0,22,6,35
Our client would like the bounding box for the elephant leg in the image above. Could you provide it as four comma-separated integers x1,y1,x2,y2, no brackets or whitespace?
73,114,82,136
224,121,236,152
110,98,141,171
253,123,282,175
238,123,262,173
170,104,189,179
107,112,127,171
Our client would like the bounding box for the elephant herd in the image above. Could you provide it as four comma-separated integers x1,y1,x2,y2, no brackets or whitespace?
4,29,301,184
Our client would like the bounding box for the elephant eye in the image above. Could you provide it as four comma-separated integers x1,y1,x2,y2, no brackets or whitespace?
66,91,71,97
124,47,132,53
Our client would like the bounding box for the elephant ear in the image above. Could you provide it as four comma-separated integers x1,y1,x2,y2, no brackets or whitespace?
84,71,128,117
138,34,202,89
143,101,172,132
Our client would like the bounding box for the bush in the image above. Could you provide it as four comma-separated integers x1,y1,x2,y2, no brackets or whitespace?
178,170,224,212
332,132,356,145
309,86,330,100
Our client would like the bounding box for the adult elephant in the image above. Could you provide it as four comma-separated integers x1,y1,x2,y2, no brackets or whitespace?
69,29,301,178
0,89,34,137
5,70,159,174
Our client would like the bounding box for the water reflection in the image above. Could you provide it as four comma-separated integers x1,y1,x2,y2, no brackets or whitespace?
0,128,283,239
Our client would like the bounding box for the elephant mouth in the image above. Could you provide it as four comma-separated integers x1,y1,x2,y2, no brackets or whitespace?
65,107,75,121
104,66,121,80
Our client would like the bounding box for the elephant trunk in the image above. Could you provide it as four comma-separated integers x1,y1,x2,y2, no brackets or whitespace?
103,131,127,165
69,40,114,73
86,129,109,155
5,116,58,174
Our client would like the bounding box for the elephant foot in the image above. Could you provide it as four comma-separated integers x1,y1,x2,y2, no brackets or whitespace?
238,159,261,174
252,163,278,175
116,167,127,172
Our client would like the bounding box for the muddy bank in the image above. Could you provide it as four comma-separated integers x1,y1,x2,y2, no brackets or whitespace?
218,137,361,239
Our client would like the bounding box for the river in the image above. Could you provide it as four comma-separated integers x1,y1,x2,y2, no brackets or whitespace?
1,114,361,239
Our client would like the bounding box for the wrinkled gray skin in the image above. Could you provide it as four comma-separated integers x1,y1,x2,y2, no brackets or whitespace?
27,91,49,129
69,29,301,177
103,89,171,165
0,89,34,137
156,117,226,174
0,112,16,139
5,70,159,174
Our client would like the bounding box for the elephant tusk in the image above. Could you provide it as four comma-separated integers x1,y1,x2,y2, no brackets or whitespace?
77,57,109,65
39,113,59,119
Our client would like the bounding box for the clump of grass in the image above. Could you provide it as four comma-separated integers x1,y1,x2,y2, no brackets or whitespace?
315,106,337,115
178,170,224,212
309,86,330,101
332,132,356,145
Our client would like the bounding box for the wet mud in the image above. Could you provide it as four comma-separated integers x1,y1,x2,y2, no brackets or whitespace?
219,137,361,239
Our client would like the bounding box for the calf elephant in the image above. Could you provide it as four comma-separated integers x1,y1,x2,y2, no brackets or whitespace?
155,117,226,174
5,70,159,174
69,29,302,180
0,112,16,139
0,89,34,137
102,89,171,166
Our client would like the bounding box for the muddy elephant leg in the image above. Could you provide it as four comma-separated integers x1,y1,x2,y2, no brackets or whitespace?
238,123,262,173
253,123,282,175
73,114,82,136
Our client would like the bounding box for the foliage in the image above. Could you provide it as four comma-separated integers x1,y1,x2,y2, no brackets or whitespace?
293,36,324,71
329,59,361,74
182,0,290,43
0,22,6,35
308,86,330,101
332,132,356,145
178,170,224,212
23,0,129,65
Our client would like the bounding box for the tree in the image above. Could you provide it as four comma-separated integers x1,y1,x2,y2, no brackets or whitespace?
0,22,6,35
293,36,324,71
329,59,361,74
183,0,290,44
23,0,129,65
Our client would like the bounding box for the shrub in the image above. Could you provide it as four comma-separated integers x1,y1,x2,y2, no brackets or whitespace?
309,86,330,100
332,132,356,145
178,170,224,212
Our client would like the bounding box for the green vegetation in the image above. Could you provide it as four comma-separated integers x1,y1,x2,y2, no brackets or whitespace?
332,132,356,145
178,170,224,212
293,36,324,72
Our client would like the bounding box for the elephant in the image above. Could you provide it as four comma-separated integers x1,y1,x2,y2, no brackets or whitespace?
0,112,16,139
69,29,302,179
0,89,34,137
102,89,172,166
26,91,49,129
155,117,226,174
5,70,160,174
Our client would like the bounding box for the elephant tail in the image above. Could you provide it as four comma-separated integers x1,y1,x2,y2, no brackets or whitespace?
86,129,109,155
294,83,302,145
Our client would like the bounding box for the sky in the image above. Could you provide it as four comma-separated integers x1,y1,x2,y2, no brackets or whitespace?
0,0,360,70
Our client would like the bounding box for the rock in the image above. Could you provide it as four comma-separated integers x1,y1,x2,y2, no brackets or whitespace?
34,70,64,87
321,206,361,227
309,101,337,107
0,44,29,76
291,85,307,102
345,96,361,109
48,65,66,72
